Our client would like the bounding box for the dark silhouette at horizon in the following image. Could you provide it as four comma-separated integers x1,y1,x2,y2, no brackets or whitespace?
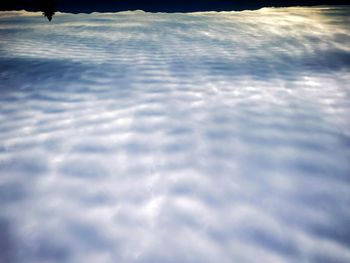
41,1,56,21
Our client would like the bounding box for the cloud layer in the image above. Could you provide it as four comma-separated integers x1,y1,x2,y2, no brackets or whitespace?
0,6,350,263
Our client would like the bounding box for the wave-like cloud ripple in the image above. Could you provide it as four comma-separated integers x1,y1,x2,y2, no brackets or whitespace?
0,6,350,263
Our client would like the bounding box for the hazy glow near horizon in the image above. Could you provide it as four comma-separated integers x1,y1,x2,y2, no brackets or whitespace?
0,6,350,263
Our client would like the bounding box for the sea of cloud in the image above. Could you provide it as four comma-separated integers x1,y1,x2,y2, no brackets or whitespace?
0,6,350,263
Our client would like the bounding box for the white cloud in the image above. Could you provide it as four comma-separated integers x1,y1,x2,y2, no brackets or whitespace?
0,6,350,263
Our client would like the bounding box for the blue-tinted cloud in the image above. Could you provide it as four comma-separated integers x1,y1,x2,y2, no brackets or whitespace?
0,6,350,263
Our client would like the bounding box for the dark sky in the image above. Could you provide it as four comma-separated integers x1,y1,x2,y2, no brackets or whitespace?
0,0,347,13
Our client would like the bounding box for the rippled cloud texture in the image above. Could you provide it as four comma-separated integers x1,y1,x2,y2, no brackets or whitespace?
1,6,350,263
